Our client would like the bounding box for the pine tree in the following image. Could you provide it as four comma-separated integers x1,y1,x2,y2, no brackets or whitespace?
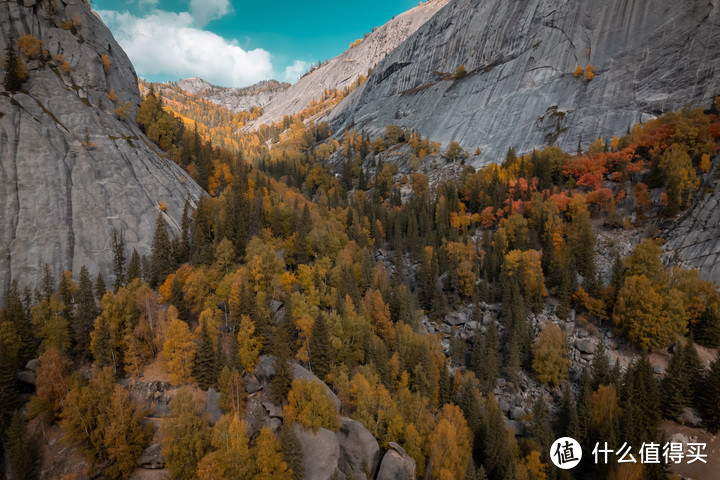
177,196,192,264
281,423,304,480
127,249,141,282
193,321,217,390
554,382,579,439
2,280,34,363
438,360,452,407
39,264,55,302
92,315,114,369
0,348,18,431
479,395,513,479
95,272,107,301
5,411,40,480
471,317,500,392
74,266,97,359
169,277,191,324
309,314,332,380
112,229,126,291
698,355,720,433
3,36,27,93
151,213,173,287
591,340,611,388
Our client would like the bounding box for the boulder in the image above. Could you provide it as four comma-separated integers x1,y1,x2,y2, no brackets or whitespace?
337,417,381,480
574,338,597,355
25,359,39,371
16,369,36,385
206,387,222,425
255,355,277,385
679,407,703,428
291,364,342,411
376,442,416,480
294,425,341,480
138,443,164,469
262,401,284,419
444,311,468,326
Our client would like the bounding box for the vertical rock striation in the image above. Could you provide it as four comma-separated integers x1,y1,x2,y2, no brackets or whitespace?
0,0,203,296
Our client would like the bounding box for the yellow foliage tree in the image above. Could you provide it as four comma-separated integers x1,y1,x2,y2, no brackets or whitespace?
429,404,472,480
532,322,569,386
237,314,261,372
285,379,339,433
585,64,595,80
252,427,292,480
574,65,583,77
162,316,196,385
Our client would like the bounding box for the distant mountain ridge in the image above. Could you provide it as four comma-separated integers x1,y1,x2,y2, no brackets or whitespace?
248,0,450,129
173,77,290,113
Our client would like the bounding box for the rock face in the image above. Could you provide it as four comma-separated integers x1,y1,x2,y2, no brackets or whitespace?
328,0,720,163
337,417,381,480
0,0,203,296
249,0,449,128
291,363,342,411
293,425,341,480
376,442,416,480
664,159,720,284
174,77,290,113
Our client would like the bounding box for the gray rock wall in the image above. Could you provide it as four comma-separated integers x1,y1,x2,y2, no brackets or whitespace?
328,0,720,165
0,0,203,296
249,0,450,129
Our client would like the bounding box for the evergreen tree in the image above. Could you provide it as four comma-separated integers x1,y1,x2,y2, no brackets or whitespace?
471,317,500,391
112,229,126,291
554,382,580,440
2,280,34,363
309,313,332,380
177,196,192,264
0,347,18,431
74,266,97,358
281,423,304,480
93,315,114,369
95,272,107,301
169,276,191,324
38,264,54,302
479,395,513,479
591,340,611,388
438,360,452,407
4,411,40,480
661,343,689,419
127,249,141,282
3,36,27,93
151,213,173,287
193,321,217,390
698,355,720,433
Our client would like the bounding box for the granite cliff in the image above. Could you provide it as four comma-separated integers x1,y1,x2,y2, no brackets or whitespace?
328,0,720,163
249,0,450,128
0,0,203,296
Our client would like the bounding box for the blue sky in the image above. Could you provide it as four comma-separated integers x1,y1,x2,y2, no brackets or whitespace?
94,0,421,87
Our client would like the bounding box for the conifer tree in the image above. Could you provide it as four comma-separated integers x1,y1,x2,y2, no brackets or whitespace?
92,315,114,369
95,272,107,301
5,411,40,480
660,344,688,420
471,317,500,391
127,250,141,282
479,395,513,479
74,266,97,358
555,382,580,440
151,213,173,287
698,355,720,433
0,347,18,431
2,280,34,363
177,196,192,263
169,277,191,324
591,340,611,389
194,321,217,390
3,36,27,93
309,313,332,380
112,229,126,291
162,389,211,480
281,423,304,480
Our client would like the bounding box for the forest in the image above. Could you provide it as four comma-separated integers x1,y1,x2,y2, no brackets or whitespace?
2,85,720,480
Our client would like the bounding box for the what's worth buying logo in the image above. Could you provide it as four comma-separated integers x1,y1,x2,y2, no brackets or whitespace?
549,437,708,469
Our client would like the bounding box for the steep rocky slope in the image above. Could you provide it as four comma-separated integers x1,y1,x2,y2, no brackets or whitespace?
175,77,290,113
0,0,203,296
664,157,720,284
328,0,720,162
249,0,450,128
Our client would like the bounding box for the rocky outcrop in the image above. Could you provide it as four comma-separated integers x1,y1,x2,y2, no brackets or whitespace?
293,425,341,480
376,442,416,480
329,0,720,163
0,0,203,296
291,363,342,411
337,417,381,480
249,0,449,128
173,77,290,113
664,159,720,284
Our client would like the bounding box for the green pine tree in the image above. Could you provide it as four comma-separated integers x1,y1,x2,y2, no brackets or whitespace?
127,249,142,282
3,36,27,93
281,423,304,480
93,314,114,369
193,321,217,390
151,213,173,287
309,314,332,381
698,355,720,433
112,229,126,291
74,266,98,359
591,340,611,388
95,272,107,301
4,410,40,480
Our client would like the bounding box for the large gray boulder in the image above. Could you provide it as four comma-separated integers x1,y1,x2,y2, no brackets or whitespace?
0,0,203,296
376,443,416,480
291,363,342,411
293,425,341,480
337,417,381,480
329,0,720,163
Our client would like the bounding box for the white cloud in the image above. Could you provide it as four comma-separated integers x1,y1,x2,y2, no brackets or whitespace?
98,9,274,87
189,0,232,27
283,60,309,83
